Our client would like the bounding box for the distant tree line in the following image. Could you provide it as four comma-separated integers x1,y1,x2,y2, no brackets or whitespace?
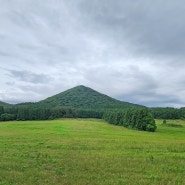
0,106,103,121
1,104,185,131
150,107,185,120
103,108,157,132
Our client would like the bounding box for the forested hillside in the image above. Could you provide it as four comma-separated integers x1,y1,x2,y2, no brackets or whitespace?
150,107,185,119
34,85,142,110
0,85,142,121
1,86,185,122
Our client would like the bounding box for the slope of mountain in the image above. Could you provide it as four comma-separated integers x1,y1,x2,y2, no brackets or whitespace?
34,85,143,110
0,101,10,106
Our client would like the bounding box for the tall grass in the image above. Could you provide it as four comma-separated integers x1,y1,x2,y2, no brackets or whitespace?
0,119,184,185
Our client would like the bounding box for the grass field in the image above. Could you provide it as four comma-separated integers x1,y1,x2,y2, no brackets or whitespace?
0,119,185,185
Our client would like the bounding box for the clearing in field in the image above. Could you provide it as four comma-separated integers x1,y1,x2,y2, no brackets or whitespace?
0,119,185,185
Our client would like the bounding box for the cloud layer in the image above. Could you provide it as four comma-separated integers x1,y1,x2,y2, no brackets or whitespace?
0,0,185,107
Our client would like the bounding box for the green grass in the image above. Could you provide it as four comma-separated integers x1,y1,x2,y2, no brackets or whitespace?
0,119,185,185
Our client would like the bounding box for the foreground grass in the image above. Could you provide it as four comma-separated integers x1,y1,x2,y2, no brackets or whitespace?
0,119,184,185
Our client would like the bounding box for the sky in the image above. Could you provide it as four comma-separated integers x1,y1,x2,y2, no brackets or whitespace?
0,0,185,107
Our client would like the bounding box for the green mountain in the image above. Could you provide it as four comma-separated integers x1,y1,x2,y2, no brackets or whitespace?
34,85,143,110
0,101,9,106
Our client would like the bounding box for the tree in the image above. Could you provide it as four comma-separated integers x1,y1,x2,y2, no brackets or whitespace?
17,108,29,120
0,106,4,115
163,119,167,124
103,108,157,132
0,113,16,121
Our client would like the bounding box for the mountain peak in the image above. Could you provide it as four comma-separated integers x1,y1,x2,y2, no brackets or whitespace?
70,85,93,91
70,85,90,90
36,85,142,110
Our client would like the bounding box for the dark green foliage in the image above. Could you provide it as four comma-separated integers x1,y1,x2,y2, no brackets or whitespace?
149,107,185,120
4,106,18,115
0,86,143,121
34,85,142,110
103,111,125,125
179,107,185,119
1,86,185,123
0,106,104,121
28,109,51,120
0,106,4,115
163,119,167,124
50,108,76,119
17,108,29,120
150,107,181,119
104,108,157,132
0,113,16,121
144,114,157,132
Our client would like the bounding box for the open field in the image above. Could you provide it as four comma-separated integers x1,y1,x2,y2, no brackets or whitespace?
0,119,185,185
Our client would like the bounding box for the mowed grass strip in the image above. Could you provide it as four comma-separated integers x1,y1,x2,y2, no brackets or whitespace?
0,119,185,185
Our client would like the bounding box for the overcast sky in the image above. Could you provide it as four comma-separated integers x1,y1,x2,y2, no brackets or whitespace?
0,0,185,107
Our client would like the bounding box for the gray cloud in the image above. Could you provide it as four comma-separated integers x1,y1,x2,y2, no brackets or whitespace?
7,70,52,84
0,0,185,107
76,0,185,58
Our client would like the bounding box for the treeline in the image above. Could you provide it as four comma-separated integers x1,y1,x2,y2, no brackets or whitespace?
150,107,185,119
103,108,157,132
0,106,103,121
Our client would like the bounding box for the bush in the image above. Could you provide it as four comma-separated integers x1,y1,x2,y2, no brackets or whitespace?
0,113,17,121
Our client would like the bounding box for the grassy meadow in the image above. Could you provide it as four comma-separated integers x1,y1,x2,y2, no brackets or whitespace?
0,119,184,185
